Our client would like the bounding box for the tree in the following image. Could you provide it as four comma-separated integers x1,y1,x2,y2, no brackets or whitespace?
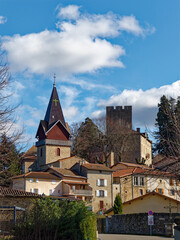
72,117,100,161
154,95,180,157
0,133,21,186
14,197,97,240
0,50,23,185
113,194,123,214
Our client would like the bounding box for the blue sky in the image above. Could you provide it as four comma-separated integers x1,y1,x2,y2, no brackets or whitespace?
0,0,180,146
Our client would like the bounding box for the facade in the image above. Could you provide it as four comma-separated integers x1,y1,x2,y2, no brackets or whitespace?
105,192,180,215
71,162,113,213
112,167,180,203
106,106,152,166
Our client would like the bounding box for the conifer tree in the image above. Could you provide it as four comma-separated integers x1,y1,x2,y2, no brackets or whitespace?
113,194,123,214
72,117,100,160
0,133,21,186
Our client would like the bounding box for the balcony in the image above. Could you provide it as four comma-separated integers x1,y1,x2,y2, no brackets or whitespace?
69,189,92,196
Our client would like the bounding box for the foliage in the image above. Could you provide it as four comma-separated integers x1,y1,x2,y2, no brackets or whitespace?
0,133,21,186
13,197,97,240
154,95,180,157
113,194,123,214
72,117,100,161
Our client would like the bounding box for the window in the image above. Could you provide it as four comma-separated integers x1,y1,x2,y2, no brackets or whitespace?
140,177,145,186
134,177,138,186
170,189,175,196
49,189,53,195
133,176,145,186
34,189,38,194
36,179,39,183
29,178,35,183
170,178,174,186
139,189,143,195
56,148,60,156
157,188,163,194
52,180,56,184
99,190,104,197
72,186,76,192
100,179,104,186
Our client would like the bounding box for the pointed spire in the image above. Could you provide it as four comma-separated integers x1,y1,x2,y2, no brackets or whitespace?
53,73,56,87
44,78,66,128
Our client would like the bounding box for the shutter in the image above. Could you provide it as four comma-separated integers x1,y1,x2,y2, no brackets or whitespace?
156,188,158,193
104,190,107,197
104,179,107,186
162,189,164,195
177,180,179,186
38,189,40,194
30,188,34,193
96,190,99,197
97,179,100,186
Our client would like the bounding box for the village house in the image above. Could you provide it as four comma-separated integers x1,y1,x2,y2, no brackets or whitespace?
71,162,113,213
105,191,180,215
112,166,180,203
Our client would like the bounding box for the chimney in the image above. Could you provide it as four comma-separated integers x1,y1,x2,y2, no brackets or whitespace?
136,128,140,133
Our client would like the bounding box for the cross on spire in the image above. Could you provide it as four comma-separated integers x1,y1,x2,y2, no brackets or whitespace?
53,73,56,87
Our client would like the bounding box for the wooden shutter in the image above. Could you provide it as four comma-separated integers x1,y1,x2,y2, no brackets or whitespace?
104,190,107,197
96,190,99,197
162,189,164,194
156,188,158,193
97,179,100,186
104,179,107,186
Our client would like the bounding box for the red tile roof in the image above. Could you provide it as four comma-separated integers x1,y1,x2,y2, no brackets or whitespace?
82,163,113,172
0,187,40,197
12,172,61,180
111,162,151,169
113,167,175,178
63,180,89,185
48,167,86,179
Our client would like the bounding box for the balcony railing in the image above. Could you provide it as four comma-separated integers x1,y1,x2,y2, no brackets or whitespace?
69,189,92,196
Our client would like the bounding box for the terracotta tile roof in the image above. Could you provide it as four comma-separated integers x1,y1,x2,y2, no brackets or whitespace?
113,167,175,178
113,168,135,177
63,180,89,185
48,167,86,179
111,162,151,169
22,145,37,158
82,163,113,172
0,187,40,197
42,156,84,166
12,172,61,180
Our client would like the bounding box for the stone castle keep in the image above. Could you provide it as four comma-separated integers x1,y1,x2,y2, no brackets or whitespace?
106,106,132,131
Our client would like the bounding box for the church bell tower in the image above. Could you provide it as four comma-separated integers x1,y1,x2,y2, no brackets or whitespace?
35,78,72,170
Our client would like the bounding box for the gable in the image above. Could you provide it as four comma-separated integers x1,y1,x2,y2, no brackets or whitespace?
46,122,70,140
36,122,46,141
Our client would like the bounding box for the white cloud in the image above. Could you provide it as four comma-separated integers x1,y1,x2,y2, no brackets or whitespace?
94,81,180,128
0,16,7,24
57,5,80,20
63,106,79,120
2,5,154,76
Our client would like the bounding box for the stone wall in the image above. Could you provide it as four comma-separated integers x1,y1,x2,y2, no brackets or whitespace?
106,213,180,236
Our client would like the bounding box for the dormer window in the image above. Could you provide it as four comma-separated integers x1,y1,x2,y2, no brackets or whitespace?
56,148,60,156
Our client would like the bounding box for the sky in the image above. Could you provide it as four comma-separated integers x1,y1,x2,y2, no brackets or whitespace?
0,0,180,147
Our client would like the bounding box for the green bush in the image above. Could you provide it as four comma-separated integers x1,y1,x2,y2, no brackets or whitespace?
13,197,97,240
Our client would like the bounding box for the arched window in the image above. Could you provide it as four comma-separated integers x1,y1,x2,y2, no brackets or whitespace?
56,148,60,156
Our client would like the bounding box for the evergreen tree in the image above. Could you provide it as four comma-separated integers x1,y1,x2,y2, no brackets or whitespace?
154,95,180,157
72,118,100,161
0,133,21,186
113,194,123,214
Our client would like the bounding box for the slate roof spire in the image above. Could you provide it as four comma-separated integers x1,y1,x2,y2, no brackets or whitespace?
44,79,66,127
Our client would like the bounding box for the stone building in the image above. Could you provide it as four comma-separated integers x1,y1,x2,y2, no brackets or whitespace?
106,106,152,166
112,166,180,203
71,162,113,213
